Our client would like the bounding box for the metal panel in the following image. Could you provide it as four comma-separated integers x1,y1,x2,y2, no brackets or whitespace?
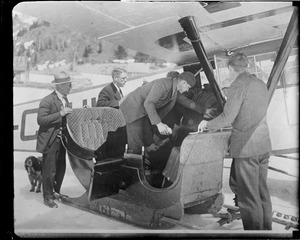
179,131,230,206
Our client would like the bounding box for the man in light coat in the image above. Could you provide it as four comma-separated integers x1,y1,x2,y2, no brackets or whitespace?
198,52,272,230
120,71,196,155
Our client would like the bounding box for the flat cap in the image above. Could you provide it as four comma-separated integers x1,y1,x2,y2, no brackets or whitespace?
179,72,196,87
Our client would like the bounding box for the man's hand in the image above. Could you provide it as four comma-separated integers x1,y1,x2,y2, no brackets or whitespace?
60,106,73,116
198,120,208,132
156,122,172,135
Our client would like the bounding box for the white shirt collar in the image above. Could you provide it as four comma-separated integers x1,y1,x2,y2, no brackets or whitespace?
55,90,67,107
113,83,122,93
55,90,63,100
113,82,119,90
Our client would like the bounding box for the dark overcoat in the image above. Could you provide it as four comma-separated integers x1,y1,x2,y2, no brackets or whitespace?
207,72,272,158
36,91,63,153
96,82,122,108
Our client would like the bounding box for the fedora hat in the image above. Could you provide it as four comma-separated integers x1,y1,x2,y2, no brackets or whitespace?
179,71,196,87
52,71,72,84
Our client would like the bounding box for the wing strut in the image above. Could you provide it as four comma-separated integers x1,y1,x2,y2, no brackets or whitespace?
267,7,298,106
179,16,226,109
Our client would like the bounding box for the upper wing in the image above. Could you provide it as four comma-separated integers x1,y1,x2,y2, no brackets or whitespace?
14,1,294,65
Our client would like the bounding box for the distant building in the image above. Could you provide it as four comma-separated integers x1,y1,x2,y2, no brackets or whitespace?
127,63,151,76
13,56,29,82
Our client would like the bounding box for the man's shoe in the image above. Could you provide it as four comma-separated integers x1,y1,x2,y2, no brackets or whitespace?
54,192,68,202
54,192,68,198
44,198,58,208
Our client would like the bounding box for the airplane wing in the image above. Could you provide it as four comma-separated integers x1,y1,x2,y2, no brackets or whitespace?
14,1,294,65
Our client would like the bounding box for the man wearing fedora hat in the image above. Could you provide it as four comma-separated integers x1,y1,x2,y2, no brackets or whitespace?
120,71,196,157
36,71,73,208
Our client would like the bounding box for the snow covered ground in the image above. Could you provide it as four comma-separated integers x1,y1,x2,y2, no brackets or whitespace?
13,151,298,237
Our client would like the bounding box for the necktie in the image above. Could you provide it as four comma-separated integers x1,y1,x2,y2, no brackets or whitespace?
119,88,123,98
63,95,69,107
61,95,69,126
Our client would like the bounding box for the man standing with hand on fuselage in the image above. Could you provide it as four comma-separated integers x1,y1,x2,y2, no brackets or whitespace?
198,52,272,230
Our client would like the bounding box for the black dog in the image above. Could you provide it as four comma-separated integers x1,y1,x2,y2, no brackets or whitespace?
24,156,42,193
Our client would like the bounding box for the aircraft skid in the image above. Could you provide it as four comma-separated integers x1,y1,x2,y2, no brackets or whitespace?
59,107,231,229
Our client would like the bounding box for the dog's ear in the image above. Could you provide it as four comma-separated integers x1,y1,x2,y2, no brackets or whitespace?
25,160,29,171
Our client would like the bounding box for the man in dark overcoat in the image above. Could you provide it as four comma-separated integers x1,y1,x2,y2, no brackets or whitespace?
36,71,73,208
96,68,128,108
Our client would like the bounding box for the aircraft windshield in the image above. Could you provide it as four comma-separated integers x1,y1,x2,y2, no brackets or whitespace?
283,48,299,86
215,51,277,87
248,53,276,84
214,49,299,126
215,49,299,87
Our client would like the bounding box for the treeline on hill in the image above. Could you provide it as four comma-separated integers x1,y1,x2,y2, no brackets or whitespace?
13,14,166,67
